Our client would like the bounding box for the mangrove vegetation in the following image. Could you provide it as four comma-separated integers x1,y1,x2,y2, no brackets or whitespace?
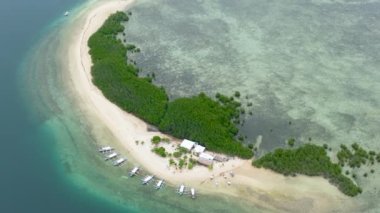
88,12,252,159
253,144,362,197
89,11,380,197
337,143,377,168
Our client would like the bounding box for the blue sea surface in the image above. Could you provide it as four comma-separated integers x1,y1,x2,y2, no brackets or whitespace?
0,0,127,212
1,0,260,212
2,0,380,212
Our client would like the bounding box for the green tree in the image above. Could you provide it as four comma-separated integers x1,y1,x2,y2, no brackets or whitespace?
253,144,362,197
152,147,166,157
287,138,295,147
151,136,161,145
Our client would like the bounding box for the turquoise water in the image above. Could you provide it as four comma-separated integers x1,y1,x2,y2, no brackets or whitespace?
12,0,263,212
3,0,380,212
0,0,128,212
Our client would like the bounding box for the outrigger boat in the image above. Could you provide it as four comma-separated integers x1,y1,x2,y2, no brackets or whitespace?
99,146,113,153
142,175,154,185
177,184,185,196
113,158,126,166
191,188,196,199
155,180,164,190
129,166,139,177
64,11,69,16
105,152,118,161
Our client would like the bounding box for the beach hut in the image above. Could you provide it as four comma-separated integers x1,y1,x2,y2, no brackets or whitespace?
180,139,196,151
198,153,214,166
193,144,205,155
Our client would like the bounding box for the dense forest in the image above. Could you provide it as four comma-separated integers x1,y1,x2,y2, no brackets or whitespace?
88,12,252,158
253,144,362,197
160,93,252,158
88,12,168,125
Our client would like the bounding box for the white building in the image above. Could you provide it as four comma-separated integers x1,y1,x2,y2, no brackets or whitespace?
199,152,214,160
198,152,214,166
193,144,205,155
180,139,196,151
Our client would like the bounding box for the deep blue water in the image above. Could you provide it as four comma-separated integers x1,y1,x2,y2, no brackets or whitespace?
0,1,255,212
3,0,379,212
0,1,254,212
0,0,126,212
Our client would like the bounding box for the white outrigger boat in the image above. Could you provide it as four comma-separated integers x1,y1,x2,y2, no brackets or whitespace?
142,175,154,185
64,11,70,16
155,180,164,190
190,188,196,199
105,152,118,161
113,158,126,166
177,184,185,196
99,146,113,153
129,166,139,177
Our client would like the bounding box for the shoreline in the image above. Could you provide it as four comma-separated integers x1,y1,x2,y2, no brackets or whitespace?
65,0,356,211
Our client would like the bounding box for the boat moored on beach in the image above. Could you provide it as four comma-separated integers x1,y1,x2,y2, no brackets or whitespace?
129,166,139,177
99,146,113,153
178,184,185,196
191,188,196,199
155,180,164,190
105,152,118,161
64,11,70,16
142,175,154,185
113,158,126,166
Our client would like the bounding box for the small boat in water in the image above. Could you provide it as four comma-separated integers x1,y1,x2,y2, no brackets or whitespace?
178,184,185,196
142,175,154,185
99,146,113,153
129,166,139,177
191,188,196,199
113,158,126,166
105,152,118,161
155,180,164,190
64,11,69,16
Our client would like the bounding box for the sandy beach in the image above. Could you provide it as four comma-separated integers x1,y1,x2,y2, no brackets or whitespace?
65,0,357,211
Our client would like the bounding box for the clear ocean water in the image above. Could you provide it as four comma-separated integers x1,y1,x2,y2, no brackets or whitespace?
0,1,128,212
2,0,380,212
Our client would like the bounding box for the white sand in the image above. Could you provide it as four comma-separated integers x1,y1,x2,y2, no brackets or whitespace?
65,0,357,211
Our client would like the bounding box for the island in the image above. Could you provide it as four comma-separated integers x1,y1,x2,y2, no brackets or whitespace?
64,1,379,210
85,10,379,198
88,11,252,159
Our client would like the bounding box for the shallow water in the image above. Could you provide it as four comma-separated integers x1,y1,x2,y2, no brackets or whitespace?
125,0,380,151
0,0,126,212
4,0,380,212
16,0,265,212
124,0,380,211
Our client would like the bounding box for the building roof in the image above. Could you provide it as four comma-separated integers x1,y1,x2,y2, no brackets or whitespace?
198,158,213,166
213,155,228,162
199,152,214,161
180,139,196,150
193,145,205,153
